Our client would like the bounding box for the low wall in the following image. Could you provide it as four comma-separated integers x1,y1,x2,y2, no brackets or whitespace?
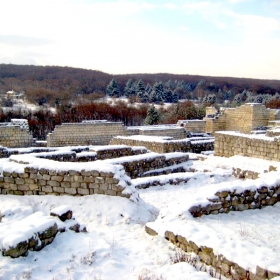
110,136,214,154
214,131,280,161
0,158,133,199
47,121,126,147
177,120,206,133
126,125,186,139
100,152,189,179
0,126,33,148
145,225,280,280
188,184,280,218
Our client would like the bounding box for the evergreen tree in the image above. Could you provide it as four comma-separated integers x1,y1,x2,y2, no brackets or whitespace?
144,105,160,125
145,83,153,95
141,93,150,103
123,79,135,97
106,78,120,97
153,82,164,102
149,90,159,103
164,89,174,103
135,79,145,100
165,79,176,90
172,91,179,103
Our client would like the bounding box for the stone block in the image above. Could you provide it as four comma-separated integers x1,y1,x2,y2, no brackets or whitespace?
51,176,63,182
145,225,158,236
18,185,30,191
42,186,53,193
64,187,77,195
77,188,89,195
47,180,60,188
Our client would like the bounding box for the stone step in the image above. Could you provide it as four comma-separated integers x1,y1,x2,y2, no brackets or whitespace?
132,172,195,189
99,152,190,179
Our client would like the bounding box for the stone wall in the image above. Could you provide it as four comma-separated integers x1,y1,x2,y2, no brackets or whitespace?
214,131,280,161
0,126,33,148
205,104,278,134
110,136,214,154
126,125,186,139
145,225,280,280
100,152,190,179
177,120,206,133
188,184,280,218
47,121,126,147
0,158,133,199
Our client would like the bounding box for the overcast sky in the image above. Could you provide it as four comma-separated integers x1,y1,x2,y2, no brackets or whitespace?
1,0,280,79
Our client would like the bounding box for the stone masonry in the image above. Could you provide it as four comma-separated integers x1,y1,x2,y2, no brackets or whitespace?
110,136,214,154
126,125,186,139
47,121,126,147
145,225,280,280
177,120,206,133
214,131,280,161
0,163,131,198
0,126,33,148
204,103,280,134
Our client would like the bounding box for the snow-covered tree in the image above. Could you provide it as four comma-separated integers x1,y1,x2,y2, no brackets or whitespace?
106,79,120,97
123,79,135,97
135,79,145,100
164,89,174,103
144,105,160,125
153,82,164,102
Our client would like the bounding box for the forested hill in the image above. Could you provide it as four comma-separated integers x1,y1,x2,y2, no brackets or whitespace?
1,63,280,106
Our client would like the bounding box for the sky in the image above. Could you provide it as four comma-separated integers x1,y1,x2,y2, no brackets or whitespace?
0,0,280,80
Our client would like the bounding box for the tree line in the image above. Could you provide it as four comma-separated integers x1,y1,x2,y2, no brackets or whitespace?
1,64,280,107
0,100,205,140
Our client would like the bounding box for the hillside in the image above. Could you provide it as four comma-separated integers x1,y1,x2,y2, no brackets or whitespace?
1,64,280,106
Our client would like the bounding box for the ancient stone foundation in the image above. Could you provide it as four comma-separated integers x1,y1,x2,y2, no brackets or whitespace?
205,103,280,134
145,225,280,280
188,185,280,218
0,159,132,199
177,119,206,133
126,125,186,139
110,136,214,154
47,121,126,147
0,126,33,148
215,131,280,161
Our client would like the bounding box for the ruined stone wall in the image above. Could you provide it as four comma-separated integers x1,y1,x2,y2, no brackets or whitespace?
205,107,218,116
205,104,273,134
126,126,186,139
205,113,226,134
110,137,214,154
145,225,280,280
269,109,280,121
188,185,280,218
101,153,189,179
47,122,126,147
177,120,206,133
214,132,280,161
0,164,130,198
0,126,33,148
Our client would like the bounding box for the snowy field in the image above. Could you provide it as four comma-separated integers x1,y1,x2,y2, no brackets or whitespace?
0,154,280,279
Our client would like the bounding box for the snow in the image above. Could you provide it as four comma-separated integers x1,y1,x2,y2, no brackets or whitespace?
217,130,276,140
0,153,280,278
50,205,72,216
127,124,181,131
115,135,174,142
1,211,56,249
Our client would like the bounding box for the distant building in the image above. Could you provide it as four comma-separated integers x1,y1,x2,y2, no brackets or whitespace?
6,90,25,100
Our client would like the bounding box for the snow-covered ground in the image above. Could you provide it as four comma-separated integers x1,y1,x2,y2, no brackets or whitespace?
0,154,280,279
